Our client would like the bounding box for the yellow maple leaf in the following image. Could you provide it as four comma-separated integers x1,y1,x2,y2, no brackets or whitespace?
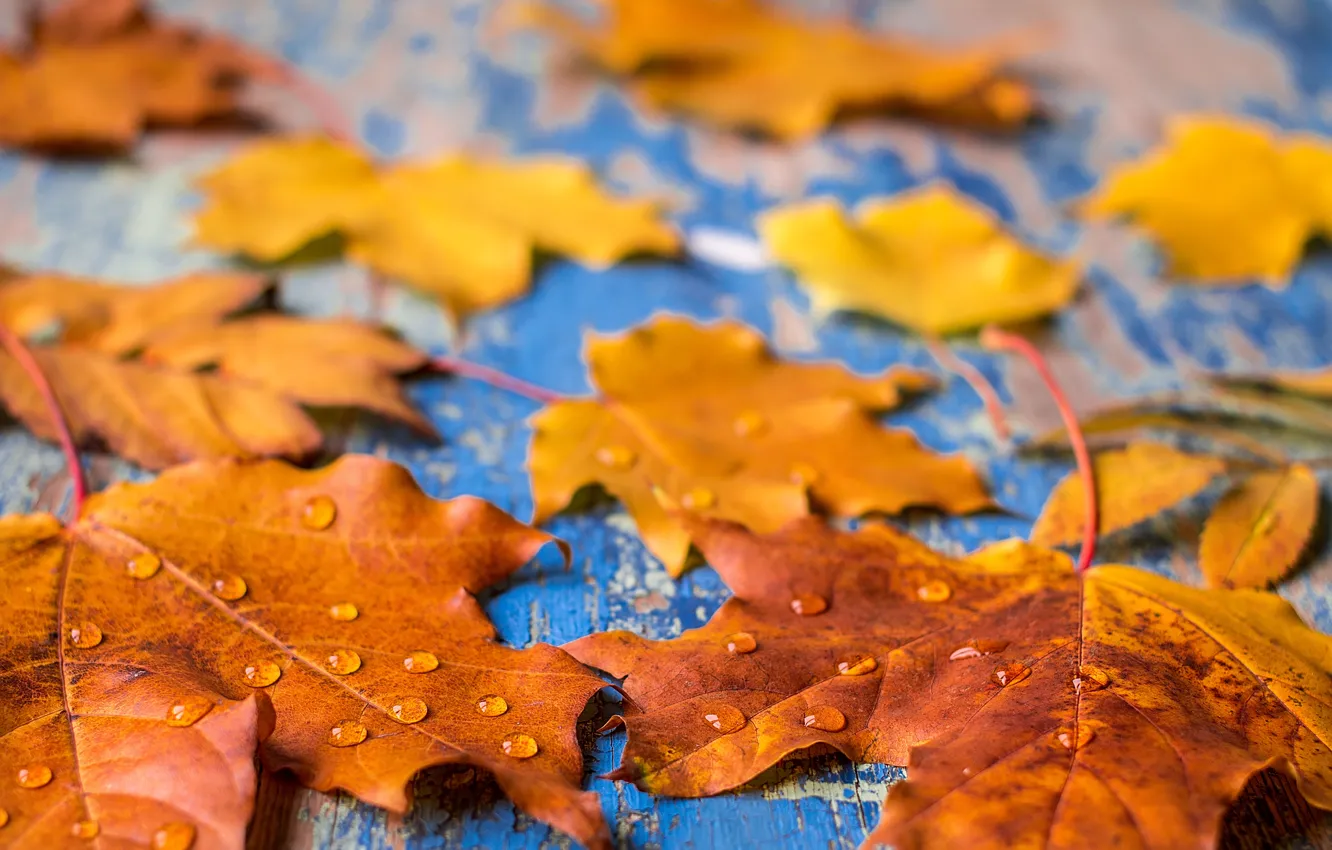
1082,115,1332,285
758,185,1079,335
193,136,680,318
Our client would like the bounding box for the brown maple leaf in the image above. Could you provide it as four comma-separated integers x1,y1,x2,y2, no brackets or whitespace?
528,315,992,574
0,454,610,849
568,516,1332,849
0,0,282,152
0,270,434,470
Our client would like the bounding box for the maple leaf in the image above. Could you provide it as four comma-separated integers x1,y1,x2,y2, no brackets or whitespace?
192,136,680,319
757,185,1079,335
528,315,991,575
567,516,1332,849
0,454,611,849
0,0,282,153
1199,464,1319,590
1031,443,1227,548
514,0,1036,139
1082,115,1332,285
0,269,433,470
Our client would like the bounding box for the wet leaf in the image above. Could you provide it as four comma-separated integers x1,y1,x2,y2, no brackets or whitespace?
1082,116,1332,285
0,270,432,470
528,315,991,574
192,136,679,318
1199,464,1320,590
0,455,610,849
0,0,282,153
1031,443,1227,547
568,517,1332,849
758,186,1079,334
514,0,1036,139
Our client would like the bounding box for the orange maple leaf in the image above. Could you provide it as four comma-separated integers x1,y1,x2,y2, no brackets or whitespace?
0,455,611,850
568,516,1332,849
0,270,433,470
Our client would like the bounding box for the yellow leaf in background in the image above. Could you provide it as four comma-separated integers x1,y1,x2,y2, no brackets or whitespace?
1082,116,1332,285
1199,465,1319,590
1031,443,1228,548
758,185,1079,335
192,137,680,318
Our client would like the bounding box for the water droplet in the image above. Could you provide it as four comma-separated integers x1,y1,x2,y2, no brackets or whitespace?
16,765,51,788
242,660,281,688
837,656,879,676
1055,726,1095,751
500,733,538,759
680,487,717,510
165,695,213,727
211,574,247,601
700,703,745,734
302,495,337,530
127,552,161,579
803,706,847,732
325,649,361,676
1073,665,1110,693
916,580,952,603
1256,512,1277,535
477,695,509,717
724,632,757,654
152,822,196,850
329,602,359,622
403,650,439,673
732,410,766,437
67,622,102,649
71,820,99,839
595,445,637,470
389,697,427,724
789,462,820,486
992,662,1032,687
948,639,1009,661
789,593,828,616
0,808,8,829
328,720,368,747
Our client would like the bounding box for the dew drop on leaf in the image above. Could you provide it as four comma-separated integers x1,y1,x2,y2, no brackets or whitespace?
329,602,359,622
732,410,767,437
916,580,952,602
389,697,428,724
302,495,337,530
992,662,1031,687
403,650,439,673
328,719,368,747
165,696,213,727
789,462,820,485
152,822,197,850
700,703,746,734
724,632,757,654
500,733,538,759
67,623,102,649
595,445,637,470
790,593,828,616
242,660,281,688
803,706,847,732
681,487,717,510
211,574,247,601
16,764,51,788
477,695,509,717
0,808,8,829
837,655,878,676
1074,665,1111,693
71,820,99,839
325,649,361,675
949,638,1009,661
1055,726,1095,751
127,552,161,579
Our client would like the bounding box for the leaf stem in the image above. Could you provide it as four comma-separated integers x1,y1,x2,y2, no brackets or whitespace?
0,324,86,519
980,326,1096,572
430,356,564,404
922,334,1011,442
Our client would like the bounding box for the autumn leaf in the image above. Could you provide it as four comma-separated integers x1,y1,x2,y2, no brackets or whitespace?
0,269,433,470
1082,115,1332,285
1031,443,1227,548
567,516,1332,849
192,136,680,318
0,454,611,849
1199,464,1320,590
528,315,991,574
757,186,1079,335
514,0,1036,139
0,0,282,152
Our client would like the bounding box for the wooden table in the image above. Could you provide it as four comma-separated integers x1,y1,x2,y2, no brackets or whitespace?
3,0,1332,846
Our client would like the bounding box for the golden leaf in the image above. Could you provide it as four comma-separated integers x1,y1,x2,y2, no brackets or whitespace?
1199,464,1319,589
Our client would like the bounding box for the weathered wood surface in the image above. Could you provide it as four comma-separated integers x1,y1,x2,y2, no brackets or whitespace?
4,0,1332,847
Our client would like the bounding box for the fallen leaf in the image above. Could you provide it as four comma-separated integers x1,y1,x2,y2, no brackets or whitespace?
568,516,1332,849
0,269,433,470
528,315,991,574
1199,464,1320,590
0,0,282,152
515,0,1036,139
192,136,680,318
1031,442,1227,547
758,185,1079,334
1220,366,1332,400
1082,115,1332,285
2,454,611,849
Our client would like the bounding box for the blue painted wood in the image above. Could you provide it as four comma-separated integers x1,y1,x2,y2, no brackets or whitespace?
4,0,1332,847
